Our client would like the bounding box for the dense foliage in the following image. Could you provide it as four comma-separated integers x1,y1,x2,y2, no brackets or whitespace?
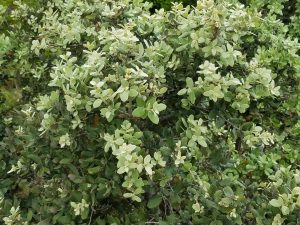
148,0,196,10
1,0,300,224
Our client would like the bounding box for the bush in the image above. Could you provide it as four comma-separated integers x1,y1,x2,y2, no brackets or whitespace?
1,0,300,224
147,0,197,10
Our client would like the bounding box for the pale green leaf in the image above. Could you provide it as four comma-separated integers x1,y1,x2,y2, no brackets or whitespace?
178,89,187,95
132,107,146,117
148,111,159,124
93,99,102,108
281,205,289,215
186,77,194,88
129,89,138,97
269,199,282,208
120,91,129,102
155,103,166,112
272,214,284,225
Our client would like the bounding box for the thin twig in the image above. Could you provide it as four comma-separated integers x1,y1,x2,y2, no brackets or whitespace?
88,210,93,225
88,198,95,225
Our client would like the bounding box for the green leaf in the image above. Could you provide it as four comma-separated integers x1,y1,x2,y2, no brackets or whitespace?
178,89,187,95
186,77,194,88
27,209,33,221
93,99,102,108
123,193,133,198
188,91,196,104
155,103,166,112
146,97,156,107
269,199,282,207
281,205,289,215
120,91,129,102
148,111,159,124
147,195,162,209
223,186,234,197
129,89,138,97
27,154,42,165
59,158,72,164
136,97,145,107
197,136,207,147
132,107,146,117
88,166,101,174
56,215,72,224
95,218,106,225
176,44,188,52
292,187,300,195
159,87,168,94
272,214,284,225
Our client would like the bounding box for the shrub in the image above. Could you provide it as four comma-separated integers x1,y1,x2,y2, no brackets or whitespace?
147,0,197,10
1,0,300,224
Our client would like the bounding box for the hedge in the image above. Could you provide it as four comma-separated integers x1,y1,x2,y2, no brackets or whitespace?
148,0,197,10
1,0,300,224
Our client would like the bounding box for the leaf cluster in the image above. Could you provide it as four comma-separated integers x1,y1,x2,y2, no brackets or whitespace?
1,0,300,224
